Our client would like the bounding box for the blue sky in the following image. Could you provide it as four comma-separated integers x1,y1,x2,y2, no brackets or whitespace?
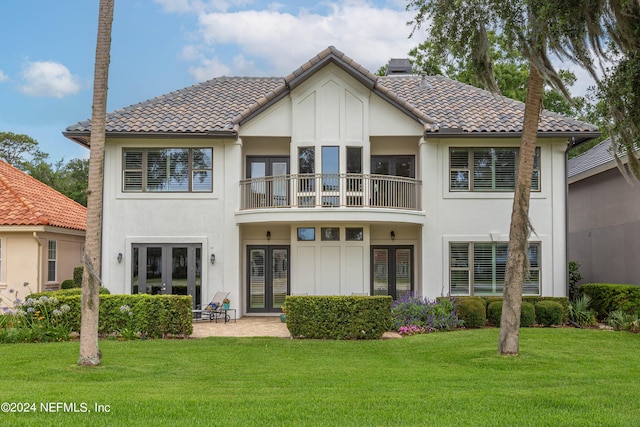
0,0,594,163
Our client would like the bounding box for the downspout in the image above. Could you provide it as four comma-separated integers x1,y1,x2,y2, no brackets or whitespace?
32,232,42,292
564,140,572,297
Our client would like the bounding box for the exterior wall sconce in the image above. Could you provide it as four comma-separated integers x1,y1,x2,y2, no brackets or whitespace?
210,253,216,265
266,230,271,241
390,230,396,241
117,252,123,263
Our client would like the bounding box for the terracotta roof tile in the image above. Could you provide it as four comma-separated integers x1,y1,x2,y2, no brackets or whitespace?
65,46,598,138
0,160,86,231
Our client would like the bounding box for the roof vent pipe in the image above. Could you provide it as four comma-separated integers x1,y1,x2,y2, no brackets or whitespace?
420,73,432,89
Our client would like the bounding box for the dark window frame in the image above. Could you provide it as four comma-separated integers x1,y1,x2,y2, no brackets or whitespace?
122,147,213,193
449,147,540,192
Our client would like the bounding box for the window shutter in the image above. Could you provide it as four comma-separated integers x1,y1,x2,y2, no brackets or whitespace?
450,149,470,190
123,150,143,191
449,243,470,295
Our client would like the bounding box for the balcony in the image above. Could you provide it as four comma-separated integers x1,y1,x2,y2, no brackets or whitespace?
240,173,421,211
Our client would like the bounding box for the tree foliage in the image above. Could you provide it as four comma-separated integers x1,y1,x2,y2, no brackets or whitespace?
0,131,88,206
406,0,583,355
405,33,583,117
506,0,640,179
0,132,46,167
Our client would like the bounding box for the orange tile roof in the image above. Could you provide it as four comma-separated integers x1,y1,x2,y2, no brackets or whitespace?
0,160,87,231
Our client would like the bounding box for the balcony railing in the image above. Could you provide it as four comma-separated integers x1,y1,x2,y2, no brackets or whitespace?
240,173,421,211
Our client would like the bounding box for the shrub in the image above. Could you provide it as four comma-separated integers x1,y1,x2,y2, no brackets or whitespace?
606,309,640,333
568,295,598,326
73,266,83,287
520,302,535,327
568,261,583,300
392,294,460,331
0,295,73,343
285,296,392,339
487,301,502,326
0,293,192,341
579,283,640,320
60,279,75,289
27,287,110,300
486,300,535,327
535,301,564,327
454,298,486,328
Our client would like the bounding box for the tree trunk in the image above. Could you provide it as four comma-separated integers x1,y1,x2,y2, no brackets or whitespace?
498,65,544,355
78,0,114,366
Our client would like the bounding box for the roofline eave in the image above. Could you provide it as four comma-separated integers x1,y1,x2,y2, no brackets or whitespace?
62,130,239,146
426,130,601,141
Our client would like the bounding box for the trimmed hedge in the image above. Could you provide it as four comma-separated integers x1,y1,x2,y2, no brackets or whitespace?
60,280,75,290
452,296,568,323
454,297,486,328
579,283,640,320
486,300,535,327
520,302,535,327
20,293,192,338
285,295,392,339
27,287,111,300
487,301,502,326
535,300,564,327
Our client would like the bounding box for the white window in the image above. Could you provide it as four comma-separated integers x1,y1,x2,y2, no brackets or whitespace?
47,240,57,283
450,147,540,192
123,148,213,192
450,242,540,296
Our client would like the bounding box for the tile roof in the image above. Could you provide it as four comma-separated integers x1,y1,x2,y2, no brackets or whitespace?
0,160,87,231
65,46,598,140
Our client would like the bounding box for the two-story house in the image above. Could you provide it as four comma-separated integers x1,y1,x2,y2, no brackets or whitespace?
64,47,598,315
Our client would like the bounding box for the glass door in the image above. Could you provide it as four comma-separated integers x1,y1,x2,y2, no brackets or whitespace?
247,157,289,207
132,244,202,307
247,246,289,313
371,246,413,299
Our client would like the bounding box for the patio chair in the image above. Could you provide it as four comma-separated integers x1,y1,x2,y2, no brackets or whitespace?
196,291,230,323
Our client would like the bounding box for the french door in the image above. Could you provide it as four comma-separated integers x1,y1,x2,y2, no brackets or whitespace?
246,157,289,207
132,244,202,307
247,246,289,313
371,246,413,299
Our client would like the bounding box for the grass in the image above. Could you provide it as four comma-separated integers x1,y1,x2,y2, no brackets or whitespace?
0,328,639,426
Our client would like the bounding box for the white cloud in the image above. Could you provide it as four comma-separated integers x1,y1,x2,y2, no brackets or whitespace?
19,61,80,98
189,57,232,80
154,0,254,14
0,70,8,82
182,1,427,79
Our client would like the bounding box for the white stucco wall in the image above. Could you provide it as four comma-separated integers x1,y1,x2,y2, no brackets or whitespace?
100,63,570,315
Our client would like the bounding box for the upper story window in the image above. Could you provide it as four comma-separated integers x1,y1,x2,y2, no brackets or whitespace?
123,148,213,192
450,147,540,192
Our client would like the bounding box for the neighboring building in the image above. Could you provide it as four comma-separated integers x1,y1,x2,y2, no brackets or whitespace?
64,46,598,315
0,159,86,304
568,138,640,285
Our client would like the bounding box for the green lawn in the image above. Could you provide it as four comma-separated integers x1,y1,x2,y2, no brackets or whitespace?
0,328,638,426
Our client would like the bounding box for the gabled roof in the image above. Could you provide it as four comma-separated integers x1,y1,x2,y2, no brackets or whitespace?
64,46,599,145
0,160,87,231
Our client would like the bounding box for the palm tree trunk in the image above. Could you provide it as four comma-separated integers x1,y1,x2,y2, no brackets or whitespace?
78,0,114,366
498,64,544,355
